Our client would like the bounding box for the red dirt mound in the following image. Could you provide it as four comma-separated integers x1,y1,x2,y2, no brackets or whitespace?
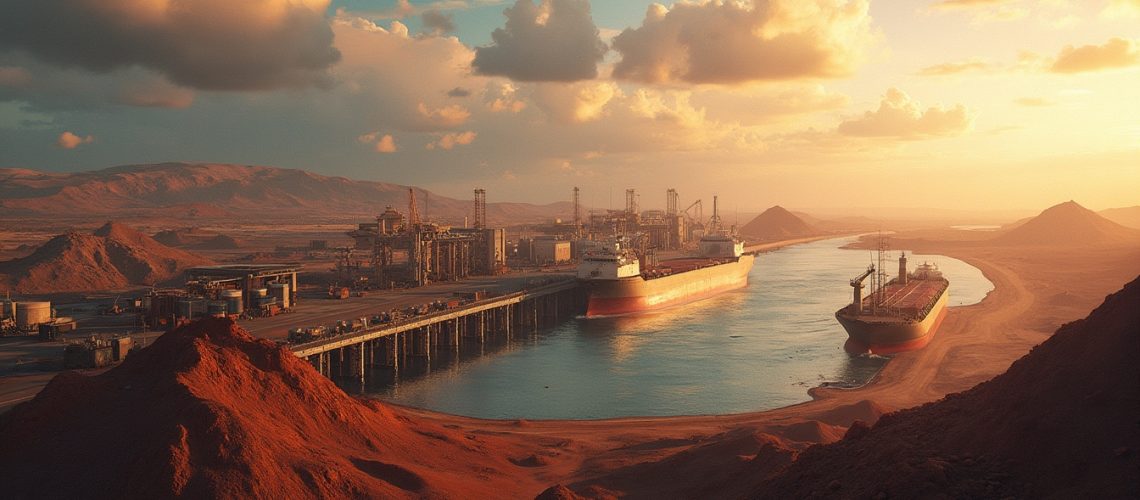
753,273,1140,498
0,318,543,498
995,200,1140,247
739,206,821,242
0,222,212,293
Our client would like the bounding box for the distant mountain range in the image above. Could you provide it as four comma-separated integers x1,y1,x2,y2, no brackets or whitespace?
0,163,572,225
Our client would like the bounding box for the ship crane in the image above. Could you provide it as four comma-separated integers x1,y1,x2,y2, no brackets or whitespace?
849,264,875,315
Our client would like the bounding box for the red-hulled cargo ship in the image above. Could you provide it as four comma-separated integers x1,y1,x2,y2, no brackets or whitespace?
835,251,949,354
577,232,755,317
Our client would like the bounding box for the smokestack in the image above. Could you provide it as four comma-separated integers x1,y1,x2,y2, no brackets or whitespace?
898,252,908,286
852,282,863,315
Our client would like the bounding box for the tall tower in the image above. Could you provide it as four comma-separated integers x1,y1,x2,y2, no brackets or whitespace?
898,251,908,286
709,195,721,232
407,188,421,225
666,188,678,215
625,188,637,214
572,186,581,238
474,188,486,229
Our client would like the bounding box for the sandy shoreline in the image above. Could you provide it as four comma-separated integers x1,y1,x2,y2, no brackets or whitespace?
384,234,1140,494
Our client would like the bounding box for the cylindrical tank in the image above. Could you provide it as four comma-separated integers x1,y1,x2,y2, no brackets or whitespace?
176,298,206,320
15,301,52,329
220,289,243,315
207,301,228,317
252,288,268,298
2,299,14,319
268,282,291,309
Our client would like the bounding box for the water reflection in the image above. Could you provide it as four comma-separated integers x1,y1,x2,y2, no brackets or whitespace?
337,236,992,419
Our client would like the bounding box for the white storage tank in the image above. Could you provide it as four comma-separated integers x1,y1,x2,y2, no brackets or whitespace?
220,289,243,315
16,301,52,329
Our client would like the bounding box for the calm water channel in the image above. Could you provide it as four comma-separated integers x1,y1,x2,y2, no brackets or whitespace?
339,236,993,419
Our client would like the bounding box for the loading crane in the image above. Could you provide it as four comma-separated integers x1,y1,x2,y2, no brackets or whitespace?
849,264,875,315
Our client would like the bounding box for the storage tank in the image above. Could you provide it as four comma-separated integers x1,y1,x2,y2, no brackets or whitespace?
207,301,228,317
252,288,268,298
220,289,243,315
15,301,51,329
2,299,14,319
176,298,206,320
268,282,291,309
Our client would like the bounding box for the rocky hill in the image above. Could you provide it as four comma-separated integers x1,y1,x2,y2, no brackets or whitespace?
994,200,1140,246
0,163,571,224
0,318,553,498
739,206,822,242
0,222,211,293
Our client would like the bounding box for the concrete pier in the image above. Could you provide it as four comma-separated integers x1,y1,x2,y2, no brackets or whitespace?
292,280,583,379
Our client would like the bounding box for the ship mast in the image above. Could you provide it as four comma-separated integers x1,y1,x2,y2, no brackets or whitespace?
873,234,891,312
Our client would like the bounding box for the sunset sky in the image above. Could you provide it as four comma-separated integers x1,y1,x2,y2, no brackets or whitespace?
0,0,1137,212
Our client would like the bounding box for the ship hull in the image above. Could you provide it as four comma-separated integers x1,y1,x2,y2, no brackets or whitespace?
584,255,755,317
836,285,949,355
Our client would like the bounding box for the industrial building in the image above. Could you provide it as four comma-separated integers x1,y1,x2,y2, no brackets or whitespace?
344,188,507,289
139,264,302,329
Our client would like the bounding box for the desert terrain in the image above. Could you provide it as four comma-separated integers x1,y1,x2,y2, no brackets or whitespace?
2,198,1138,497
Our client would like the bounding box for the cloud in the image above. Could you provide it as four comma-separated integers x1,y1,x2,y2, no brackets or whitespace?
690,84,849,125
358,132,399,153
422,9,457,35
427,131,477,150
1050,37,1140,73
1014,97,1054,107
0,0,340,92
1103,0,1140,18
331,15,487,132
611,0,875,85
484,83,527,112
838,88,973,139
56,131,93,149
448,87,472,97
472,0,608,82
531,82,617,123
918,60,995,76
417,102,472,129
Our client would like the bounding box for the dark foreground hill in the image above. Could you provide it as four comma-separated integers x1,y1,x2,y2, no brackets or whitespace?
753,274,1140,498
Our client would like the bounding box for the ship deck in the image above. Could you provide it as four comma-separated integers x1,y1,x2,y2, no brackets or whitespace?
643,257,728,280
878,279,946,310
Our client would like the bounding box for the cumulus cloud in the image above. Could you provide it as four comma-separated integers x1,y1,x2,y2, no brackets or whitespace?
427,131,477,150
422,9,457,35
918,60,995,76
417,102,472,129
531,82,617,123
611,0,874,85
358,132,399,153
57,131,93,149
472,0,608,82
0,0,340,91
1050,37,1140,73
331,16,486,132
484,83,527,112
838,88,973,139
